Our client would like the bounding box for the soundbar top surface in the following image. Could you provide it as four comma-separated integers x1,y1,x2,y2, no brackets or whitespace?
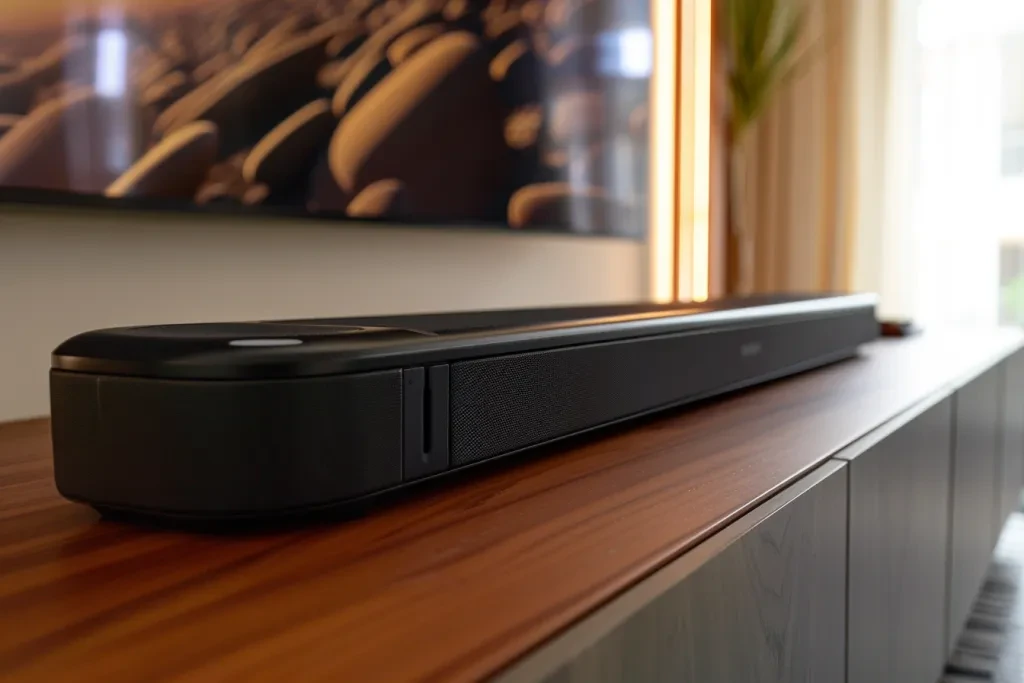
53,293,877,380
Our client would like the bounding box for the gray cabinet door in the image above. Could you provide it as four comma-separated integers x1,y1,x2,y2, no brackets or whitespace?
948,365,1004,653
496,462,848,683
1001,352,1024,528
845,397,953,683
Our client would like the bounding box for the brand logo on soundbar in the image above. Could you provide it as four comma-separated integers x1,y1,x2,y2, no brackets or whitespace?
740,342,763,358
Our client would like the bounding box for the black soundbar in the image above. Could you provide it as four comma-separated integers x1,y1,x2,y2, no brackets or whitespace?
49,293,878,520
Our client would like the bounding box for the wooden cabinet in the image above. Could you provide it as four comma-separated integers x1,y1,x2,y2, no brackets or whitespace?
498,462,848,683
948,365,1004,652
502,357,1018,682
842,397,953,683
5,335,1024,682
1001,352,1024,528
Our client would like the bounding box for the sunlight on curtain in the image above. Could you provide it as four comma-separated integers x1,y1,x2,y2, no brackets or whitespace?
883,0,1024,327
736,0,857,294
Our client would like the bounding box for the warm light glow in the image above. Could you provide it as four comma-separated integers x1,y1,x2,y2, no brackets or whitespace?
649,0,680,302
675,0,694,301
691,0,712,302
676,0,712,302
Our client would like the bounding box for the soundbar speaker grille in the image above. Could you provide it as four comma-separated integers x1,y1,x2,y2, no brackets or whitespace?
449,313,874,467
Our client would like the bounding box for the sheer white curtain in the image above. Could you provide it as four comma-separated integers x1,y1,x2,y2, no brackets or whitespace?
861,0,1024,328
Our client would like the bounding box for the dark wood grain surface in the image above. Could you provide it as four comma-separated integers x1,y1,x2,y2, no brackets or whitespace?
512,462,848,683
0,332,1020,682
846,396,954,683
1000,353,1024,528
948,364,1005,653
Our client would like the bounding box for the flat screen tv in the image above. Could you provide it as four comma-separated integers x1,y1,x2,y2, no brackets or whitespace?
0,0,652,238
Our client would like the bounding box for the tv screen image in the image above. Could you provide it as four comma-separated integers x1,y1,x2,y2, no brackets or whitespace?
0,0,652,237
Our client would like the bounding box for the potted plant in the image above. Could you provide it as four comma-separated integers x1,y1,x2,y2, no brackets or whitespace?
724,0,807,294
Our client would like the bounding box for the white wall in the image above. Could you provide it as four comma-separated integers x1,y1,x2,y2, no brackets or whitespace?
0,206,648,421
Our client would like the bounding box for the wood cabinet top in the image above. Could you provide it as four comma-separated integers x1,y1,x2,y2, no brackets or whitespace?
1,331,1020,682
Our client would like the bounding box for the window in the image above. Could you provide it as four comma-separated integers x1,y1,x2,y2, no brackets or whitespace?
1001,33,1024,177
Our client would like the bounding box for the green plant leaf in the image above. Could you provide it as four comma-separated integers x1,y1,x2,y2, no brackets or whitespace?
725,0,808,136
729,73,752,126
767,6,805,76
750,0,776,66
728,0,745,62
733,0,759,74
